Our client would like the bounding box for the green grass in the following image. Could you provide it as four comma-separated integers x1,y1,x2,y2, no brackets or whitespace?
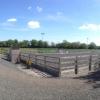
0,48,9,54
0,47,100,54
21,48,100,54
20,48,58,53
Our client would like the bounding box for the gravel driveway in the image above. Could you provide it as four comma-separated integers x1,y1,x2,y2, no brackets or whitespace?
0,58,100,100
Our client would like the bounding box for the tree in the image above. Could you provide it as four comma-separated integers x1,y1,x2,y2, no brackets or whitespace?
19,40,30,48
38,40,44,48
97,46,100,49
0,41,6,47
56,43,62,48
88,42,97,49
79,43,87,49
11,39,19,49
0,39,99,49
62,40,70,48
6,39,14,47
70,42,80,49
31,40,38,48
51,42,56,48
43,41,49,48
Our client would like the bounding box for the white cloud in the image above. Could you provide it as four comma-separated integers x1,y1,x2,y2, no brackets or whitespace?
7,18,17,22
56,12,63,16
28,6,32,10
0,18,17,27
36,6,43,13
79,24,100,31
47,12,69,22
27,21,40,29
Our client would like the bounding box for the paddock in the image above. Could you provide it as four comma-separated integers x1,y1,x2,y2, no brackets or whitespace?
0,48,100,77
20,51,100,77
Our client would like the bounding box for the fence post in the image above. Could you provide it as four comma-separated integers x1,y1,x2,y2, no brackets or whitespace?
0,48,1,54
44,56,46,72
35,55,37,65
17,52,21,63
97,55,100,70
0,48,2,58
75,56,78,74
89,55,92,71
27,54,31,69
58,57,61,77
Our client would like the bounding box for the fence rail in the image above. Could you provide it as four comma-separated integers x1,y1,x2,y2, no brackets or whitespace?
60,54,99,70
19,52,100,77
20,53,60,77
1,50,100,77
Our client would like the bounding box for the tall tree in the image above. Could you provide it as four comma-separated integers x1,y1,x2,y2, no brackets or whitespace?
38,40,44,48
19,40,30,48
79,43,87,49
88,42,97,49
31,40,38,48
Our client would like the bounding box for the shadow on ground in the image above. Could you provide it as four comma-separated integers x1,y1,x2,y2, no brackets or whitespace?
73,70,100,89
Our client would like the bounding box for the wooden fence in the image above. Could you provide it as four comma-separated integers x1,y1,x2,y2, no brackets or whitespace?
20,53,61,77
60,54,99,74
19,53,100,77
1,49,100,77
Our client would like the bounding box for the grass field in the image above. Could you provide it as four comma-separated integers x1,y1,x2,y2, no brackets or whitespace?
20,48,58,53
20,48,100,54
0,47,100,54
0,48,9,54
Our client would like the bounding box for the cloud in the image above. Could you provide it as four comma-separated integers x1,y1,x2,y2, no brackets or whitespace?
7,18,17,22
0,18,17,27
47,12,63,20
79,24,100,31
28,6,32,10
47,12,69,22
36,6,43,13
27,21,40,29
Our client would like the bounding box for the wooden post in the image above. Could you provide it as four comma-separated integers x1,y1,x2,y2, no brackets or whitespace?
35,55,37,65
17,53,21,63
44,56,46,72
0,48,1,54
89,55,92,71
27,54,32,69
58,58,61,77
75,56,78,74
0,48,1,58
98,55,100,69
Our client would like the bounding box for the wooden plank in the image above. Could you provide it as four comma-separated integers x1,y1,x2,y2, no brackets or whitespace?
75,56,78,74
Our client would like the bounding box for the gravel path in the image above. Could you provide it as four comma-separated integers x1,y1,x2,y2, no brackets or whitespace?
0,58,100,100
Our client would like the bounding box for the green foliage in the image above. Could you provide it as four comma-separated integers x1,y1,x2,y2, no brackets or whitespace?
79,43,88,49
70,42,80,49
88,42,97,49
31,40,38,48
51,42,56,48
0,39,98,49
19,40,30,48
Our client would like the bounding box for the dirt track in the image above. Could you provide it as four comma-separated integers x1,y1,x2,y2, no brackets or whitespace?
0,58,100,100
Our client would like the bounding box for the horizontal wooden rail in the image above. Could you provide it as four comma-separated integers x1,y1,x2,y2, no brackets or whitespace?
1,51,98,77
20,52,100,76
20,53,60,77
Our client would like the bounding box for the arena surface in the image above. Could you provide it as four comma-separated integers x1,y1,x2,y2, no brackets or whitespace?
0,58,100,100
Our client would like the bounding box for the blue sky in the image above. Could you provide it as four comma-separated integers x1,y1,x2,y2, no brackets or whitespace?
0,0,100,45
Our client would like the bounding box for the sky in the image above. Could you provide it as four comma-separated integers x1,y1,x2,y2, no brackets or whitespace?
0,0,100,45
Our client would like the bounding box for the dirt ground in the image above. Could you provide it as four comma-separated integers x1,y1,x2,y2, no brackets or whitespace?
0,58,100,100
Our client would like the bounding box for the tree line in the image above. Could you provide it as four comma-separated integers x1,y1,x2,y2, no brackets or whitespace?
0,39,99,49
